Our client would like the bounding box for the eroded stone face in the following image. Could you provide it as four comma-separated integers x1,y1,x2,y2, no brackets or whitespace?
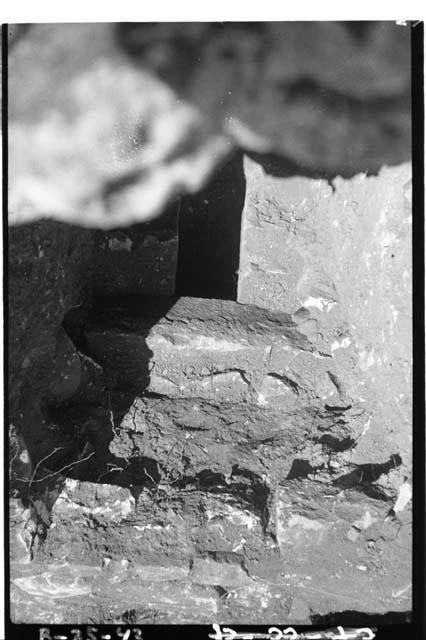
239,158,412,475
8,21,412,627
274,480,412,615
11,470,411,623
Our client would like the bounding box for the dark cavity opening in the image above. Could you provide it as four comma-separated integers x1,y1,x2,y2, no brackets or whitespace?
176,150,246,300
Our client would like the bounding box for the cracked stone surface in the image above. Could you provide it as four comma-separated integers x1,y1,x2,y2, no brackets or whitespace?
9,167,412,622
11,470,411,623
238,159,412,475
8,21,412,627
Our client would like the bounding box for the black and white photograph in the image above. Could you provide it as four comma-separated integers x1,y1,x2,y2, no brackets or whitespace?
2,13,423,639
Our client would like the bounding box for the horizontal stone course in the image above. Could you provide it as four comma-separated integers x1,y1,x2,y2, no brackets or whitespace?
86,296,348,409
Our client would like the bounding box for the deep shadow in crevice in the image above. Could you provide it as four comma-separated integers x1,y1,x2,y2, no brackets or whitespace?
176,150,246,300
78,294,178,392
163,466,272,535
311,610,411,626
316,434,356,452
333,454,403,495
30,294,179,495
245,149,337,182
231,465,271,534
286,458,315,480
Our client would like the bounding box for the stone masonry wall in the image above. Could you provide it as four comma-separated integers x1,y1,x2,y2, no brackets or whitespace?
238,158,412,479
8,21,412,628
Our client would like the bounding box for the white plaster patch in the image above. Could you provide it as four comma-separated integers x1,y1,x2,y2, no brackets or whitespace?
331,337,351,352
359,349,375,371
133,523,172,531
227,509,258,531
359,414,372,439
14,574,92,599
207,505,259,531
303,296,337,313
19,451,30,463
353,510,376,530
232,538,247,552
55,479,135,520
56,496,134,519
287,514,326,531
151,334,246,352
113,497,134,517
393,482,412,514
257,393,267,406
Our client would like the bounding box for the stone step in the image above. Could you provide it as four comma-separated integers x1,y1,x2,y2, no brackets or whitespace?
109,394,322,485
85,296,349,408
11,475,411,624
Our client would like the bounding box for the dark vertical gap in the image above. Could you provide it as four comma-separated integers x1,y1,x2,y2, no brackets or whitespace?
411,20,425,640
2,22,11,634
176,150,246,300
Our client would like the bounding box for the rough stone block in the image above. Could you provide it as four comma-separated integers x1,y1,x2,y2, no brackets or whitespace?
36,478,267,573
86,296,348,409
238,158,412,474
11,563,218,624
36,479,136,565
109,395,320,484
190,557,250,587
53,479,135,522
273,480,412,615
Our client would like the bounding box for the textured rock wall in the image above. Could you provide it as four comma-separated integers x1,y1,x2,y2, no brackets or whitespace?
8,222,94,464
8,20,412,627
11,473,410,624
238,159,412,479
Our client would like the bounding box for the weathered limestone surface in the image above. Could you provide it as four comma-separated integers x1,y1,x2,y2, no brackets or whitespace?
109,395,317,483
9,173,412,625
8,21,412,628
64,288,411,622
9,22,410,228
85,292,410,498
273,480,412,615
86,296,341,401
238,159,412,476
11,472,411,623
